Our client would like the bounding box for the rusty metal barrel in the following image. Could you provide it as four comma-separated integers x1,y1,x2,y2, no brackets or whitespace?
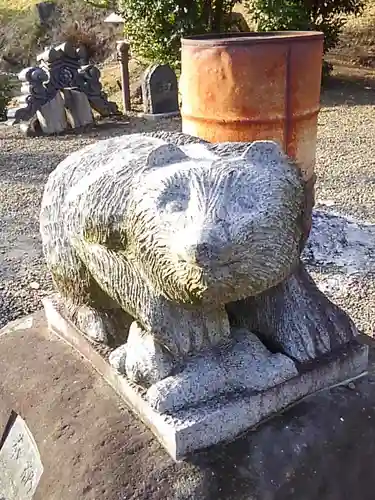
180,31,324,241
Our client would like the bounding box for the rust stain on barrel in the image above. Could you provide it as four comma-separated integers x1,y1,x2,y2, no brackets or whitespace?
180,31,324,182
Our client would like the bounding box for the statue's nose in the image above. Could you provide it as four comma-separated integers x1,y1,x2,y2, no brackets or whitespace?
174,227,227,266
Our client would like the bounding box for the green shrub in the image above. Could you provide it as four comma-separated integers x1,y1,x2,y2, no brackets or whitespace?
115,0,238,67
0,73,13,121
244,0,365,55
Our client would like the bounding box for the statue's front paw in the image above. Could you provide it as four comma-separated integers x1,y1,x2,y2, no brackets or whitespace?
75,305,110,343
109,322,176,386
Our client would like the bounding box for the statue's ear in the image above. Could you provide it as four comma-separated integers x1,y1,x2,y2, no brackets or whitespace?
147,143,188,168
242,140,286,164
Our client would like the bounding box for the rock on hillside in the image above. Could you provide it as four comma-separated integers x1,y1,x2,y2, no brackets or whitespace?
0,0,120,72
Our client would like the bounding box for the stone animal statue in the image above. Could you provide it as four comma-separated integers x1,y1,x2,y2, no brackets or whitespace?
40,132,358,395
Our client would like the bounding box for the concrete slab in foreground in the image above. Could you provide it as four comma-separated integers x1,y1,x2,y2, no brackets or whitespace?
1,312,375,499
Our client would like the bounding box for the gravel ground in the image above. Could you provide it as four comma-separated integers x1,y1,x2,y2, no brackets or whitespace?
0,79,374,335
310,76,375,335
0,117,179,328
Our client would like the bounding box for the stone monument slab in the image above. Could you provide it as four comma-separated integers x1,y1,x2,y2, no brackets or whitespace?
36,1,57,25
62,89,94,129
142,64,179,118
0,412,43,500
36,92,67,135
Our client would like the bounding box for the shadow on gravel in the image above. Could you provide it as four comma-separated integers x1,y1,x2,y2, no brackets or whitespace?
0,116,182,186
322,71,375,107
303,209,375,276
0,152,67,185
61,116,181,139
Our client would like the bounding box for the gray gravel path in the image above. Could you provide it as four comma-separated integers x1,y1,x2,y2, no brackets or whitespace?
310,78,375,335
0,81,374,335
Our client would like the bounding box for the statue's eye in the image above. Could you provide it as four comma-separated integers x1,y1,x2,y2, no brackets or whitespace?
164,200,186,213
157,179,190,212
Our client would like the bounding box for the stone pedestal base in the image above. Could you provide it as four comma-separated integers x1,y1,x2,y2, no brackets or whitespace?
43,296,368,461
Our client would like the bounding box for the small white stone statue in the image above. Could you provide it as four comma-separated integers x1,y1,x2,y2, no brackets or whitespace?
40,132,365,454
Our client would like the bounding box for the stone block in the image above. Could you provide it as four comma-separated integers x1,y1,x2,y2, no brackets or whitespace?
142,64,179,116
62,89,94,129
0,413,43,499
36,92,67,135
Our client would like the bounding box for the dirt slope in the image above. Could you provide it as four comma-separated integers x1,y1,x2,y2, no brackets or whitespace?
0,0,118,71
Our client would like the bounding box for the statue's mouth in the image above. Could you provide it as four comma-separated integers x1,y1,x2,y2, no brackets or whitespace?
179,258,248,304
161,250,251,305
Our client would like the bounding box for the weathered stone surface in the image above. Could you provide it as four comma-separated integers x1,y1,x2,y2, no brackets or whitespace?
40,134,303,369
43,296,368,460
36,92,67,134
14,41,120,129
62,89,94,129
227,262,359,363
0,413,43,499
145,328,299,413
120,321,176,386
0,314,375,500
39,131,367,456
35,1,57,25
142,64,179,116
